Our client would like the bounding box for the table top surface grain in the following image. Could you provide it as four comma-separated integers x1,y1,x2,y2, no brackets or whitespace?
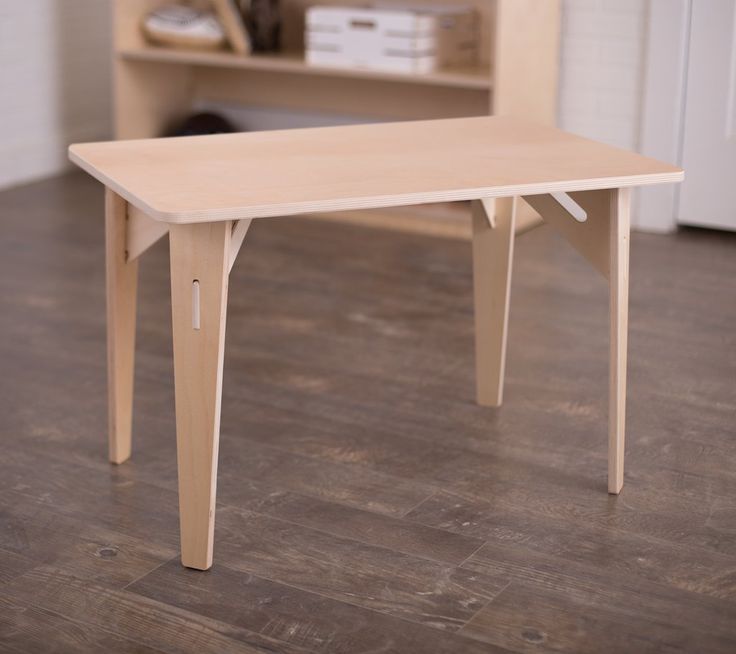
69,116,683,224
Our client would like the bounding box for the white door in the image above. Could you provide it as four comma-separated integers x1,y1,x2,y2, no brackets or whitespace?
678,0,736,230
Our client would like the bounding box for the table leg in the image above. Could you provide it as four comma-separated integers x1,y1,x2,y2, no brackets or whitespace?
609,188,631,494
471,197,517,407
105,189,138,464
169,221,232,570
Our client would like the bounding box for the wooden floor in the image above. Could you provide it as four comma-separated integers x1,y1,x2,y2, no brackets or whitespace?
1,173,735,654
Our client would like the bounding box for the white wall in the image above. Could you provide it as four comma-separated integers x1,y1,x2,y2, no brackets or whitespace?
558,0,648,152
0,0,112,190
557,0,655,231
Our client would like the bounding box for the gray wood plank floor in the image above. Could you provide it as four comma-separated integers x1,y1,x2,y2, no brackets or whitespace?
0,173,735,653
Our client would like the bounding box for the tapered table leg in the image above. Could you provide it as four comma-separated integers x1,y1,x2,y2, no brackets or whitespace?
472,197,517,407
169,221,232,570
105,189,138,464
608,188,631,494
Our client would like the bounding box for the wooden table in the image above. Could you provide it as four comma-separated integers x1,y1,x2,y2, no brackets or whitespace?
69,116,683,570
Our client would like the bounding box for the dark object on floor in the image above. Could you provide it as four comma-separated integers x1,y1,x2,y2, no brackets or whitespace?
243,0,281,52
166,112,237,137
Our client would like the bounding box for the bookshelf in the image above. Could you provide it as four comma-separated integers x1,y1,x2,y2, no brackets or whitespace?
113,0,561,237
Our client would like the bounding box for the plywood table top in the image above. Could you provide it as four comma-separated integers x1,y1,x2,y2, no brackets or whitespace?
69,116,683,224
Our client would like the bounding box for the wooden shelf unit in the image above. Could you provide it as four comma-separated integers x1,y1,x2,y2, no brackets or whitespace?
113,0,560,236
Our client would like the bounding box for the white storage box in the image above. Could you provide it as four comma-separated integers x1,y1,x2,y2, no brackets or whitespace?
305,4,478,75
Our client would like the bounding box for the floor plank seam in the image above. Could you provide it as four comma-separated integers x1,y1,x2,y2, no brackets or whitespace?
0,584,173,654
400,485,736,569
121,555,180,592
215,502,482,569
455,541,491,570
143,559,516,648
19,434,736,579
399,491,438,519
457,579,515,634
455,550,736,624
13,430,736,577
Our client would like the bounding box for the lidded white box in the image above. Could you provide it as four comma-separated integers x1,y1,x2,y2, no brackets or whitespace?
306,4,478,74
